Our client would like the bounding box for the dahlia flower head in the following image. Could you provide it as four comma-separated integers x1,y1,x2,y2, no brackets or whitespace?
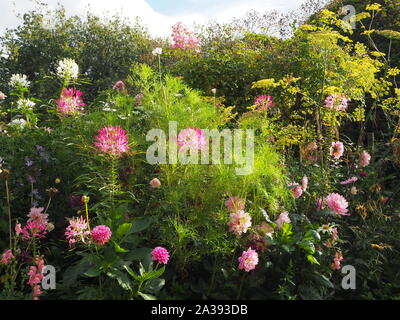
288,182,303,198
325,193,349,216
56,58,79,80
91,225,112,246
177,128,208,151
171,22,201,51
238,247,259,272
228,210,252,236
275,211,291,229
224,196,245,212
56,88,85,116
324,94,348,111
9,73,30,88
151,246,170,264
359,151,371,167
255,95,274,111
65,216,91,247
1,249,14,265
94,125,130,157
330,141,344,159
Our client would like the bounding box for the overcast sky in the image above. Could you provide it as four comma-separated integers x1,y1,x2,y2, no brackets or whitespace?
0,0,304,37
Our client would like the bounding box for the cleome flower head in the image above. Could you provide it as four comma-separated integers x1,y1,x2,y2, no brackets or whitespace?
255,95,274,111
9,74,30,88
94,125,130,157
56,58,79,80
65,216,91,247
56,88,85,116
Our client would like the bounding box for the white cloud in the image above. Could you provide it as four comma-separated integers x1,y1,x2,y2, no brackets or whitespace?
0,0,305,37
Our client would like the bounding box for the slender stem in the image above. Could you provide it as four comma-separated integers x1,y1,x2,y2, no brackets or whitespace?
44,196,52,214
5,179,12,250
236,273,245,300
85,200,91,233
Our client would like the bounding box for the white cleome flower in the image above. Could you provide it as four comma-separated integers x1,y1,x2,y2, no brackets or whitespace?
8,118,27,129
17,99,36,110
9,74,31,88
152,47,162,56
56,58,79,80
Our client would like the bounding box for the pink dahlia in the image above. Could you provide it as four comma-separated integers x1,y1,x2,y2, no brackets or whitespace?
91,225,112,246
65,216,91,247
324,94,348,111
330,141,344,159
331,251,343,270
359,151,371,167
227,210,252,236
94,125,130,157
288,182,303,198
325,193,349,216
275,211,291,229
151,246,170,264
56,88,85,116
224,196,245,212
340,177,358,185
254,95,274,111
238,247,259,272
1,249,14,265
177,128,208,151
27,207,49,226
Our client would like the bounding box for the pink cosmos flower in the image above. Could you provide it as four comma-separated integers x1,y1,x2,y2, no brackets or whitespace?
228,210,252,236
238,247,259,272
27,207,48,226
330,141,344,159
224,196,245,212
1,249,14,265
301,176,308,192
150,178,161,188
94,126,130,157
56,88,85,115
288,182,303,198
177,128,208,151
28,255,45,300
91,225,112,246
359,151,371,167
65,216,91,247
340,177,358,185
325,193,349,216
113,81,126,92
275,211,291,229
151,247,170,264
331,251,343,270
254,95,274,111
324,94,348,111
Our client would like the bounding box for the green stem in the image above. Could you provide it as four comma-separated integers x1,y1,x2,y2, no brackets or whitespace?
236,273,245,300
5,179,12,250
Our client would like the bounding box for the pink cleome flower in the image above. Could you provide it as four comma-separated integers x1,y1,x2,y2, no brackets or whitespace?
288,182,303,198
56,88,85,115
254,95,274,111
331,251,343,270
224,196,245,212
151,246,170,264
27,207,48,227
324,94,348,111
20,221,48,240
28,255,45,300
177,128,208,151
359,151,371,167
171,22,201,51
228,210,252,236
94,126,130,157
238,247,259,272
325,193,349,216
91,225,112,246
275,211,291,229
330,141,344,159
65,216,91,247
1,249,14,265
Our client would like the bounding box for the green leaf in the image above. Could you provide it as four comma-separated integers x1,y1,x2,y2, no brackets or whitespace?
141,266,165,281
116,223,133,238
123,264,140,281
130,217,153,233
138,292,157,300
106,269,132,291
113,240,129,253
84,266,101,278
306,255,320,265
